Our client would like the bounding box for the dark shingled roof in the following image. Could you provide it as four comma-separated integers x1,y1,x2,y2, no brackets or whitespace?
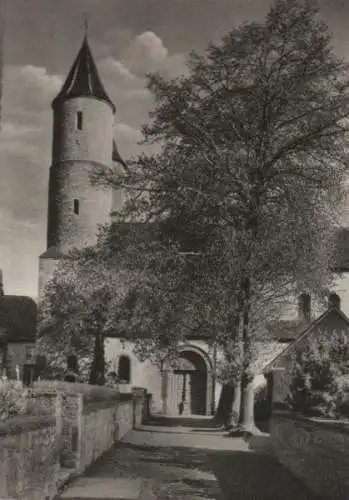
52,36,115,113
263,307,349,372
0,296,37,343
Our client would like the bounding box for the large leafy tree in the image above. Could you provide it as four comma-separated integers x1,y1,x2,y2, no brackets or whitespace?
92,0,349,429
93,0,349,429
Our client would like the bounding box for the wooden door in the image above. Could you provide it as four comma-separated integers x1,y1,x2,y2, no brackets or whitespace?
166,371,184,415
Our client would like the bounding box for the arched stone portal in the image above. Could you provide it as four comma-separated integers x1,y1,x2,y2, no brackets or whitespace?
164,346,213,416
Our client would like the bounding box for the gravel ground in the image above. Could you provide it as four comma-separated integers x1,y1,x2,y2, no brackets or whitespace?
76,417,318,500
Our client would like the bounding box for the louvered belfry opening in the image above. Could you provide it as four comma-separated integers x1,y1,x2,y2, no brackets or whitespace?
328,293,341,310
298,292,311,322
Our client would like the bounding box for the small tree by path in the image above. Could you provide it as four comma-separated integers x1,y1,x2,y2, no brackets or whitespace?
37,246,129,385
288,329,349,418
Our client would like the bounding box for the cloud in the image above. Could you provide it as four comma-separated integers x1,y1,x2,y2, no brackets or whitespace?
99,58,139,87
122,31,168,73
3,65,62,115
98,31,187,135
120,31,187,78
114,122,143,141
0,122,41,152
0,63,58,233
18,65,62,93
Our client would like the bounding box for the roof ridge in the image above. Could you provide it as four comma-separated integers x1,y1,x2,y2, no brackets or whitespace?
263,307,349,373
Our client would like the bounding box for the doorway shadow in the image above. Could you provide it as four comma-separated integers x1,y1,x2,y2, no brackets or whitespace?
146,416,219,428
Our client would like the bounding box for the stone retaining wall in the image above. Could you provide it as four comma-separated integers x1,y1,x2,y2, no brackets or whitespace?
59,390,146,472
78,400,134,471
270,410,349,499
0,386,148,499
0,416,59,500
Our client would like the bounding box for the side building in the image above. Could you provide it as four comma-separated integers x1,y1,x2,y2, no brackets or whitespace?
0,270,37,380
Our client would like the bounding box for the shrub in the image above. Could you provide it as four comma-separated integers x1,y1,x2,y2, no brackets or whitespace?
287,329,349,418
83,385,120,403
0,382,27,420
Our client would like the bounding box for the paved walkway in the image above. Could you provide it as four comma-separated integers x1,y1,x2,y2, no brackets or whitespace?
58,416,318,500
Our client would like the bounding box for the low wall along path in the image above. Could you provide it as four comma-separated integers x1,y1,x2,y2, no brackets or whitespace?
270,410,349,499
0,384,148,500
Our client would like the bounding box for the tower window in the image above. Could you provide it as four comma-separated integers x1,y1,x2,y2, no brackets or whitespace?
73,199,80,215
76,111,83,130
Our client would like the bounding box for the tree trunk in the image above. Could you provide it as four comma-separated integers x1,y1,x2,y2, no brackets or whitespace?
239,372,248,424
240,379,259,433
229,380,242,427
214,383,235,426
89,333,105,385
238,276,257,432
222,304,244,429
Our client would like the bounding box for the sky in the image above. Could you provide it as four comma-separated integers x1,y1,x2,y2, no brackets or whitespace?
0,0,348,298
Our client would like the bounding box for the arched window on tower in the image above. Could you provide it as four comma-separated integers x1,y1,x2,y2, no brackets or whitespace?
76,111,83,130
328,293,341,310
118,355,131,383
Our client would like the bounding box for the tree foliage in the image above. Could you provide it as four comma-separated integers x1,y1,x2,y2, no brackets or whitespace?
37,245,128,384
95,0,349,368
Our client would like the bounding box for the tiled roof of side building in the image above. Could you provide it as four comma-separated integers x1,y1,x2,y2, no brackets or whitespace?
0,296,37,343
263,307,349,373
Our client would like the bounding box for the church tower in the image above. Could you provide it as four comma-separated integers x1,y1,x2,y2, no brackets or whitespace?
39,35,115,295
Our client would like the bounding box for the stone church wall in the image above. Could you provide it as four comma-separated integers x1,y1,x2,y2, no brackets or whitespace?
105,338,163,414
38,257,59,298
104,338,223,415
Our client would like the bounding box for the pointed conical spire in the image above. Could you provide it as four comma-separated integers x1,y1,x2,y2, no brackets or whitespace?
52,36,115,113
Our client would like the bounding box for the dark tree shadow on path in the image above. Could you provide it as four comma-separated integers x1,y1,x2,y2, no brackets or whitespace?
86,438,319,500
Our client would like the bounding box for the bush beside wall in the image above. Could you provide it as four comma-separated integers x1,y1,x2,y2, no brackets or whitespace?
33,380,121,402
